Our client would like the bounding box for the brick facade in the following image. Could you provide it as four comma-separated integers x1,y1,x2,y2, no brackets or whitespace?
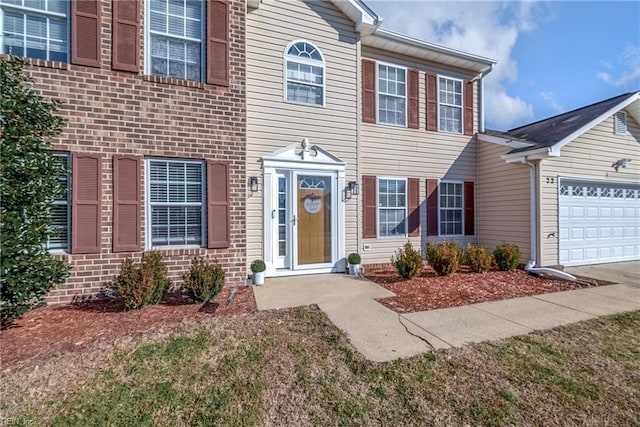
14,0,246,304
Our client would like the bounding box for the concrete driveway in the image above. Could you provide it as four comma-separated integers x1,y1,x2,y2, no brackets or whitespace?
565,261,640,287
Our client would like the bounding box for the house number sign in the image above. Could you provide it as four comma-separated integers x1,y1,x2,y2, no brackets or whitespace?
304,195,322,214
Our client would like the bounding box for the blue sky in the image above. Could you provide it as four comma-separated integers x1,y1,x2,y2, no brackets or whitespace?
367,0,640,130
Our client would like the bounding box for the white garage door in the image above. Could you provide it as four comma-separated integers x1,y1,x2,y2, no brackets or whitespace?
559,179,640,266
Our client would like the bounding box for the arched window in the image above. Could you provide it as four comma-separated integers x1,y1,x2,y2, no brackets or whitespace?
284,40,325,106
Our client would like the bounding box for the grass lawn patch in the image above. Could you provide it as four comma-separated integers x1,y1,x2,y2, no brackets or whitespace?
2,309,639,426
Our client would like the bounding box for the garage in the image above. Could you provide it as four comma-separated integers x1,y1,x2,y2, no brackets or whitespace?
559,179,640,266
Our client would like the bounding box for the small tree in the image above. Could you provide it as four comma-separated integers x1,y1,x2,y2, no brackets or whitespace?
1,57,70,326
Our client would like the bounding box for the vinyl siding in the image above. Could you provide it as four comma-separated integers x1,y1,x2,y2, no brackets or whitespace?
359,46,480,264
539,111,640,266
246,0,359,267
477,142,531,260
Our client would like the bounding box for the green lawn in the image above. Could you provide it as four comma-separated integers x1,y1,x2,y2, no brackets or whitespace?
2,308,639,426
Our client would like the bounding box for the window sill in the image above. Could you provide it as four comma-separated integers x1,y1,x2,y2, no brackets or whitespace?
143,75,208,90
375,121,407,129
284,99,325,108
1,55,70,71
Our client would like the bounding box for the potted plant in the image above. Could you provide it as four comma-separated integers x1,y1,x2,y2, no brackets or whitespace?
251,259,266,285
347,253,361,276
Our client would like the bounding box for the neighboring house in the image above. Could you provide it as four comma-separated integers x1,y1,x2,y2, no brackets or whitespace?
246,0,496,276
478,92,640,267
0,0,247,303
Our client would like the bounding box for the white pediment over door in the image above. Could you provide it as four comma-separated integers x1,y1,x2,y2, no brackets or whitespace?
262,139,346,170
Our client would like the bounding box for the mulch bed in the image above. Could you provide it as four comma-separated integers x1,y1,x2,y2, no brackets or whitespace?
1,286,257,367
366,264,611,313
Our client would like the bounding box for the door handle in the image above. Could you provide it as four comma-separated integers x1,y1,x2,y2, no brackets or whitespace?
272,209,276,219
292,215,297,225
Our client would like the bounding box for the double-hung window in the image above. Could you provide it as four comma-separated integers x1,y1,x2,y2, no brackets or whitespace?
147,0,204,81
438,76,463,133
285,40,325,106
377,63,406,126
439,182,463,235
47,152,71,250
147,158,205,247
1,0,69,61
378,178,407,237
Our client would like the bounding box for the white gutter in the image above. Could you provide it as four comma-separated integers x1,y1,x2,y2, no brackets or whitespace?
501,146,560,163
469,64,494,133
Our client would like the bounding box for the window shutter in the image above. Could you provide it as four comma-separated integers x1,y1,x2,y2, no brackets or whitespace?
426,178,438,236
408,178,420,236
362,175,377,238
464,181,475,236
425,73,437,131
362,60,376,123
207,160,230,248
207,0,229,86
113,156,141,252
464,81,474,136
407,69,419,129
72,0,101,67
72,153,102,253
112,0,140,72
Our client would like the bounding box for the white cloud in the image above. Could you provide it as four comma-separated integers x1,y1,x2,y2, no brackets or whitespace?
597,43,640,88
366,0,547,129
539,91,564,114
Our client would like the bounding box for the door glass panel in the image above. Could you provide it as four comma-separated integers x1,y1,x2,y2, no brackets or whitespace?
278,176,287,257
297,175,331,265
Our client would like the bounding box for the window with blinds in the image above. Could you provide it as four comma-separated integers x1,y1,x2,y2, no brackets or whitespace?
378,178,407,237
147,158,205,247
48,152,71,250
439,181,463,235
0,0,69,61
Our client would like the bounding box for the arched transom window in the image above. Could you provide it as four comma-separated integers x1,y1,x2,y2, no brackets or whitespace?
285,40,325,106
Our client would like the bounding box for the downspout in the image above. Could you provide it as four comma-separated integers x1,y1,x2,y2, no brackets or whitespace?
523,158,576,281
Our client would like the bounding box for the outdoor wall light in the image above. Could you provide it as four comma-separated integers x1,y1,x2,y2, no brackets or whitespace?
347,181,360,196
250,176,259,192
611,158,631,172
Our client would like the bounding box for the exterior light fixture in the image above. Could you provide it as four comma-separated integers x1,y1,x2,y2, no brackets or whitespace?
611,158,631,172
347,181,359,196
250,176,259,192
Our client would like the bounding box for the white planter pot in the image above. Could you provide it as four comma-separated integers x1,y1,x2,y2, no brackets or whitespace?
253,271,265,285
349,264,361,276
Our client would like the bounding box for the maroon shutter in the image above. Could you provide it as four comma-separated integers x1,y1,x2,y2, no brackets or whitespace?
408,178,420,236
464,81,474,135
207,161,230,248
464,181,475,235
207,0,229,86
362,60,376,123
72,153,102,253
426,178,438,236
362,175,377,238
425,73,437,131
112,0,140,72
72,0,101,67
113,156,141,252
408,69,419,129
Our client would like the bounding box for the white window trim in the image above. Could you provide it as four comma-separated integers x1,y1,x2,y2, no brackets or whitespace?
376,61,407,127
437,75,464,134
438,180,464,237
144,0,206,82
376,176,408,239
0,0,70,61
144,157,207,250
283,39,326,107
614,111,627,135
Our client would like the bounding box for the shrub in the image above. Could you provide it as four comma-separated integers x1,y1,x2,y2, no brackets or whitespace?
115,252,171,310
493,243,521,271
391,241,423,279
250,260,266,273
1,57,70,326
347,253,361,265
465,244,493,273
182,257,224,302
425,241,464,276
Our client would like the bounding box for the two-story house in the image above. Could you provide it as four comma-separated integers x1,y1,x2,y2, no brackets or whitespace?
1,0,247,303
245,0,496,276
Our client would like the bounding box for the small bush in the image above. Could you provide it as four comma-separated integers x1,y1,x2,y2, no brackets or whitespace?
391,241,423,279
182,257,224,302
493,243,521,271
250,260,266,273
115,252,171,310
465,244,493,273
425,241,464,276
347,253,361,265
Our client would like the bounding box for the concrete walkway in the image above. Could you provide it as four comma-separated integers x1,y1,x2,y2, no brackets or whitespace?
253,262,640,362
